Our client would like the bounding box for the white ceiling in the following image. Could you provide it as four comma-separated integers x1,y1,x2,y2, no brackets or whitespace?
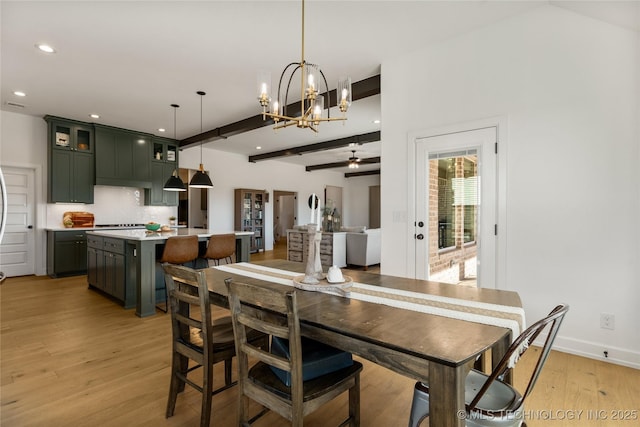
2,1,638,175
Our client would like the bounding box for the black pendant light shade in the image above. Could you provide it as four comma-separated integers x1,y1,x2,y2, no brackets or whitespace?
189,169,213,188
164,169,186,192
189,91,213,188
163,104,186,192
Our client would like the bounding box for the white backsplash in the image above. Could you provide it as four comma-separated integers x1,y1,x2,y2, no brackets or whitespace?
46,185,177,227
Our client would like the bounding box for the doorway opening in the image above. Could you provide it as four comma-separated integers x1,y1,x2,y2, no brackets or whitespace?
273,190,297,246
177,168,208,228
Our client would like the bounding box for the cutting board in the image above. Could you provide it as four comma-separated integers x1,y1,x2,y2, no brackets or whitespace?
63,211,94,228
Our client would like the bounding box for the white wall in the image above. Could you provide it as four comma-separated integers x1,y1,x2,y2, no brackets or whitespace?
381,5,639,367
178,146,355,251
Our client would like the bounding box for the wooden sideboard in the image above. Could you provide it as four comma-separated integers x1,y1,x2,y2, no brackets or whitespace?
286,229,346,268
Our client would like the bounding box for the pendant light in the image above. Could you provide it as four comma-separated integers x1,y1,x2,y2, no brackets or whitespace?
189,91,214,188
163,104,186,192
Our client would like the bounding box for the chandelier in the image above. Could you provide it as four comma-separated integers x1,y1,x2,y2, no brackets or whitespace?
257,0,351,132
348,150,360,169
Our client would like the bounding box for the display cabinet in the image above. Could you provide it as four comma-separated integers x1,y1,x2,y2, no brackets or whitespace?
234,189,266,253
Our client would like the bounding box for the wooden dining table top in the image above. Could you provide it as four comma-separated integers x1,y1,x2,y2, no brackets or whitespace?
202,259,522,370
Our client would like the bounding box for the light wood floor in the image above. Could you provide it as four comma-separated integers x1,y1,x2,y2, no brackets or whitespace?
1,245,638,426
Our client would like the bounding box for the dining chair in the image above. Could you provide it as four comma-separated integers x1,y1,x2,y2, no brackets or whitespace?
225,277,364,427
162,263,268,427
156,235,200,312
408,304,569,427
203,233,236,266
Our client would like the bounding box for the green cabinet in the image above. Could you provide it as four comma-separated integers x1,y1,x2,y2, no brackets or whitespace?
45,116,94,203
95,125,152,188
145,137,179,206
47,230,88,277
87,235,126,302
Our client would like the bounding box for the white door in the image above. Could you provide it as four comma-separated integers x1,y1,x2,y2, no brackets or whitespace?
0,166,35,277
415,127,497,288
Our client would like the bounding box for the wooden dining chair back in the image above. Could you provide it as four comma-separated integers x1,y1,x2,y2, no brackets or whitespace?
408,304,569,427
203,233,236,266
163,263,251,427
225,278,363,427
156,235,200,312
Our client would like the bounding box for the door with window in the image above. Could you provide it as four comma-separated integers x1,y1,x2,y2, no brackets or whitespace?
415,127,497,287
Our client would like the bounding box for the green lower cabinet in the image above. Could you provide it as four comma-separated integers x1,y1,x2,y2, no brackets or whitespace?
47,231,88,277
87,235,127,303
104,251,125,301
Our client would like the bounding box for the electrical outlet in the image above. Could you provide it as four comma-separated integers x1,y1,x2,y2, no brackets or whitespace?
600,313,615,330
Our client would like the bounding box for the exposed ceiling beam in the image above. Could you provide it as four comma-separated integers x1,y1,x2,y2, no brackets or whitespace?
345,169,381,178
248,131,380,162
180,74,381,148
306,156,381,172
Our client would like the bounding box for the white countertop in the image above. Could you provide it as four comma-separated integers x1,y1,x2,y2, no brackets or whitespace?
46,225,186,231
86,228,253,241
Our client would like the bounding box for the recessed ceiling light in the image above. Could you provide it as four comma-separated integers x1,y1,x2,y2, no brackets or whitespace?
13,91,26,97
256,146,262,150
36,44,56,54
158,128,166,133
372,119,381,124
89,114,100,119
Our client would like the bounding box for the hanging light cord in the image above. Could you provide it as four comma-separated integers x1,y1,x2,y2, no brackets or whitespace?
198,91,205,167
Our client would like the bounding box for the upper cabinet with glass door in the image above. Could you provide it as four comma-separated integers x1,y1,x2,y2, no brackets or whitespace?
47,116,94,153
44,116,95,204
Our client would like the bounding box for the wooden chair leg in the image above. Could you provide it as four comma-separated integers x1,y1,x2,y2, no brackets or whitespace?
224,359,233,386
201,362,213,427
349,373,361,426
166,353,182,418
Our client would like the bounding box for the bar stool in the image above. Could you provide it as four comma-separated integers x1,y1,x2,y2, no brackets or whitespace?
157,235,199,312
202,233,236,266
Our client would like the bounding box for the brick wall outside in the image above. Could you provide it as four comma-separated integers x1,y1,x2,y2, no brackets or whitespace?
427,158,477,284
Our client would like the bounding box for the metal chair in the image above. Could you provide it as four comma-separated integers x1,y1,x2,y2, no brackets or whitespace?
225,277,363,426
156,235,200,312
408,304,569,427
203,233,236,266
163,264,267,427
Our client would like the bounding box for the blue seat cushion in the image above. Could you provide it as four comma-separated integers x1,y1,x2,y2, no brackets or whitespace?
269,336,353,386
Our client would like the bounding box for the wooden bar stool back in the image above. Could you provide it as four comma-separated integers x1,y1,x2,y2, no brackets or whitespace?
157,235,200,312
203,233,236,266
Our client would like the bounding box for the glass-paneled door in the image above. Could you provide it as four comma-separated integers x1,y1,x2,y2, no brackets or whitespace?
415,127,497,288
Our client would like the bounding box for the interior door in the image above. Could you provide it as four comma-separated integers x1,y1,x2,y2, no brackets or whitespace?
415,127,497,288
0,166,35,277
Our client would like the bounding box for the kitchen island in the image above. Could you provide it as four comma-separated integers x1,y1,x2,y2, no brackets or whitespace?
85,228,254,317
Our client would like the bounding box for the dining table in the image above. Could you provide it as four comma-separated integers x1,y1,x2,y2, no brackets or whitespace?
202,259,525,427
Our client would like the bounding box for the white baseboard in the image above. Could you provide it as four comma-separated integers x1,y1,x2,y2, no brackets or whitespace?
534,334,640,370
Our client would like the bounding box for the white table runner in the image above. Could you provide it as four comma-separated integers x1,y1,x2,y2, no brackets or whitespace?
215,262,526,340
